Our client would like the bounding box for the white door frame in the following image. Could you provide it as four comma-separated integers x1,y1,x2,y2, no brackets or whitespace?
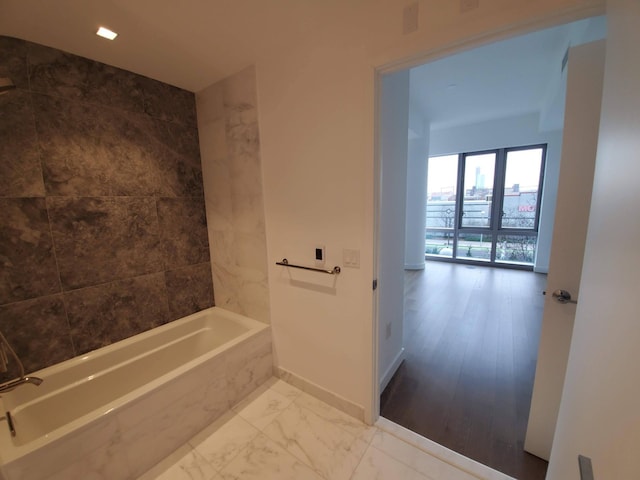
369,3,606,425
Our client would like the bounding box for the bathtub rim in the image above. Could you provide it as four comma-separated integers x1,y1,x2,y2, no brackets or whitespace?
0,307,269,466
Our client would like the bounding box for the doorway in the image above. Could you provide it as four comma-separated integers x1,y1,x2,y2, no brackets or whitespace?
381,262,548,479
379,13,604,478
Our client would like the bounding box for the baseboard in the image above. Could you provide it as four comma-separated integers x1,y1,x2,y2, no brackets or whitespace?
379,347,405,393
404,263,425,270
274,366,365,422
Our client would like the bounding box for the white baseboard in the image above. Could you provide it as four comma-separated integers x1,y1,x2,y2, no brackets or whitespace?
404,263,425,270
274,366,365,422
380,347,405,393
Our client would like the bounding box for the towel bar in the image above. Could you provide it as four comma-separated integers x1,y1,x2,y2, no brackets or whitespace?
276,258,341,275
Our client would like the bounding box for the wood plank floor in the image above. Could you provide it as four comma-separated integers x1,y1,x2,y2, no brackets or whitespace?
380,261,549,480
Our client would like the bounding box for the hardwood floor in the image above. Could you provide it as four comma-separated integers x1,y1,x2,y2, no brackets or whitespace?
380,261,549,480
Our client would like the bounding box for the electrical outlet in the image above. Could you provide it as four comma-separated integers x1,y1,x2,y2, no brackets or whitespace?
385,322,392,340
460,0,479,13
343,248,360,268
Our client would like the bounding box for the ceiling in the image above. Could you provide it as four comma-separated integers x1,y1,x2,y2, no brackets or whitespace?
410,15,607,131
1,2,605,122
0,0,343,92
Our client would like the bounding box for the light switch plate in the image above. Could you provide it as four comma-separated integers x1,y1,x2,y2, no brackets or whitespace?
343,248,360,268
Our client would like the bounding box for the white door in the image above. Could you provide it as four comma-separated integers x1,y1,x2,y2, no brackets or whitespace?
524,40,606,460
547,1,640,477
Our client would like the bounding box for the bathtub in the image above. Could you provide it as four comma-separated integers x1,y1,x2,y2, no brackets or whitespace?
0,307,272,480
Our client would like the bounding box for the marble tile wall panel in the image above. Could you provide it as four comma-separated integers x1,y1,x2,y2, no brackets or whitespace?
27,42,146,114
140,76,198,127
48,197,164,290
165,263,215,319
0,35,214,375
32,93,115,196
0,295,74,382
0,36,28,89
0,90,45,197
198,65,270,324
142,118,204,197
0,198,60,304
32,94,203,197
64,273,170,354
157,197,210,269
226,328,273,406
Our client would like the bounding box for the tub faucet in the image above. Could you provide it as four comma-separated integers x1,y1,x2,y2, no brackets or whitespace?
0,376,43,394
0,329,43,394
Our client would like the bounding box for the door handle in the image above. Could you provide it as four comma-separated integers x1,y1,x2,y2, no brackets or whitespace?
552,289,577,304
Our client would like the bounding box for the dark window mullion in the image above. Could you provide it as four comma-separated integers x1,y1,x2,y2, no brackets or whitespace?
452,153,464,259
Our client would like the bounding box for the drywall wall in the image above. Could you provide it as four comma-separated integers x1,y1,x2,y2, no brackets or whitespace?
378,70,409,391
548,1,640,477
429,113,563,272
255,0,605,418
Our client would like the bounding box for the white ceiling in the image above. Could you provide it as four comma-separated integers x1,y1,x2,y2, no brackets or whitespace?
0,1,605,117
0,0,339,92
410,16,607,131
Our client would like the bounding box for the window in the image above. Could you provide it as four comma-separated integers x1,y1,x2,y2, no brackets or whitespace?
425,145,546,267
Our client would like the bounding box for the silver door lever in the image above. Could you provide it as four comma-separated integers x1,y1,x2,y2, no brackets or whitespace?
552,289,577,304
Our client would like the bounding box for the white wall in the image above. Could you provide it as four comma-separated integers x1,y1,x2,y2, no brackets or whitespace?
429,113,563,272
255,0,606,419
548,1,640,477
378,71,409,391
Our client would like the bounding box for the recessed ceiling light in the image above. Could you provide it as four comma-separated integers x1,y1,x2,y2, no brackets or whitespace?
96,26,118,40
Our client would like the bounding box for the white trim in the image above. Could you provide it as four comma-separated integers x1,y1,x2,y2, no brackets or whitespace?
375,417,516,480
404,263,425,270
534,265,549,273
368,68,383,426
379,347,405,393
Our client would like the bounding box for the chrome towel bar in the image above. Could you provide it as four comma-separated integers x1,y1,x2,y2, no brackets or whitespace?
276,258,341,275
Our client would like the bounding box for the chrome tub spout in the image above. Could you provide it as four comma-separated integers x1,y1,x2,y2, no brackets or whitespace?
0,376,43,394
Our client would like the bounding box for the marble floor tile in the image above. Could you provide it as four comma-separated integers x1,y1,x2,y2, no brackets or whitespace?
351,445,434,480
138,377,513,480
294,392,376,443
189,412,261,472
262,402,369,480
218,433,323,480
268,378,303,401
138,445,217,480
232,382,296,431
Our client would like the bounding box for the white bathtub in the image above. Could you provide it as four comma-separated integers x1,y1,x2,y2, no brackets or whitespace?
0,307,272,480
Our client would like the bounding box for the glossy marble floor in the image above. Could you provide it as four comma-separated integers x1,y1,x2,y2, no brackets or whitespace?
139,377,514,480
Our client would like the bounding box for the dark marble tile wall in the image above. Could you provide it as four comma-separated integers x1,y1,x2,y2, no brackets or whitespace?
0,36,215,382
